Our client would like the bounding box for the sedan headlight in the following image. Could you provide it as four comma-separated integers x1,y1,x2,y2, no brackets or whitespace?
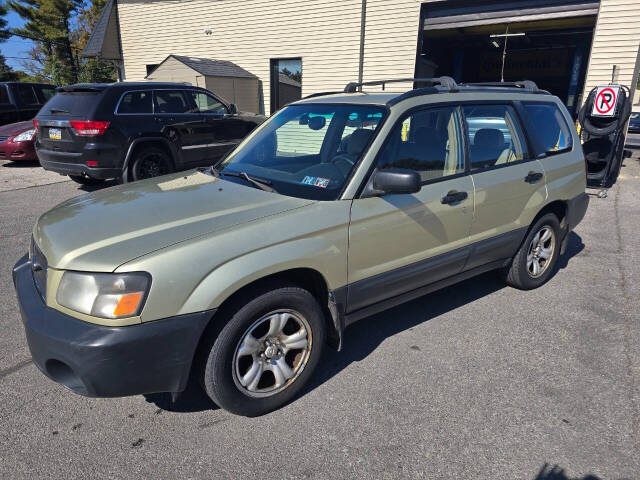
57,272,151,319
13,129,36,142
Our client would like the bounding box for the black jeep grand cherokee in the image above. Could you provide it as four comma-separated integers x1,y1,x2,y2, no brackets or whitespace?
35,82,265,184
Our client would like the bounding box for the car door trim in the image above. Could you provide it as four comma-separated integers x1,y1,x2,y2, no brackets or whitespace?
344,226,527,321
181,141,240,150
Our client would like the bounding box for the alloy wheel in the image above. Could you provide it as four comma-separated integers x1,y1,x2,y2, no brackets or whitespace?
232,309,312,398
526,225,556,278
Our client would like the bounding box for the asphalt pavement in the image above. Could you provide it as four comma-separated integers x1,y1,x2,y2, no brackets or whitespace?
0,153,638,479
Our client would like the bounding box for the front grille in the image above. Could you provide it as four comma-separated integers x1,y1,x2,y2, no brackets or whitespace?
0,135,9,143
31,238,48,301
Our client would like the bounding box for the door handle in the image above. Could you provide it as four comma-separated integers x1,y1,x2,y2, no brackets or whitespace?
441,190,468,205
524,171,543,184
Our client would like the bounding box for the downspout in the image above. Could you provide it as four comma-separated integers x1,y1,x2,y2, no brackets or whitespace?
357,0,367,91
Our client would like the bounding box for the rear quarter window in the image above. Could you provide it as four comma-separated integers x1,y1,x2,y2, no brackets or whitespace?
117,91,153,114
40,91,102,117
522,102,573,154
0,85,9,104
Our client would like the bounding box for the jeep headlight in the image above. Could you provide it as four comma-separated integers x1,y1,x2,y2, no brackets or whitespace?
57,272,150,319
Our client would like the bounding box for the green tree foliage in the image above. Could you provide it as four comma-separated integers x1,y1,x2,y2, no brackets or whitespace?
8,0,116,85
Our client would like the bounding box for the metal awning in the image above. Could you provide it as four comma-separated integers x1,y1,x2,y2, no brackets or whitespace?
424,0,600,30
81,0,122,60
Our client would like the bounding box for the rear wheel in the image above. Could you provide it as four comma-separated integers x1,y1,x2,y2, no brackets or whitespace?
68,174,105,186
504,213,561,290
201,286,326,416
128,147,173,182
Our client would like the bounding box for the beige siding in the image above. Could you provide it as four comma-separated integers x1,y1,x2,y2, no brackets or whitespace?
583,0,640,103
145,56,201,84
204,76,260,113
117,0,424,113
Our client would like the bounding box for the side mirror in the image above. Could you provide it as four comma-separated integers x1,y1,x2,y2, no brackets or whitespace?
371,168,421,195
228,103,238,115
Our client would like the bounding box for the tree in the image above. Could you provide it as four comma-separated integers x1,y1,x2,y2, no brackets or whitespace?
8,0,82,84
73,0,116,82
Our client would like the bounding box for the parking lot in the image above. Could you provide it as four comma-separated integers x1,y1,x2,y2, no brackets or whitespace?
1,149,638,479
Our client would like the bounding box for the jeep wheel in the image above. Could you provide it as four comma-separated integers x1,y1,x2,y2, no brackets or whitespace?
129,147,172,182
504,213,561,290
202,286,326,416
69,174,105,185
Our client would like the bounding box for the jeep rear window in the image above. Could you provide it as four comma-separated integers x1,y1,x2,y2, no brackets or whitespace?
41,91,101,116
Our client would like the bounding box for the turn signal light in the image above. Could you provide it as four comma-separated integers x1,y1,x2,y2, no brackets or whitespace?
69,120,110,136
113,292,144,317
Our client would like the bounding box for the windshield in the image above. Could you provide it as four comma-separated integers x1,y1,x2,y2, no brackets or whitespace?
217,104,386,200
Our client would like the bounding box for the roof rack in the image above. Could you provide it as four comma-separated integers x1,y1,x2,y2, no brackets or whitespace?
461,80,540,92
344,77,458,93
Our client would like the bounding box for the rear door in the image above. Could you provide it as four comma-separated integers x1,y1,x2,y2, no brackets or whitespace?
347,105,474,313
153,89,205,165
14,84,42,120
463,103,546,270
0,85,18,126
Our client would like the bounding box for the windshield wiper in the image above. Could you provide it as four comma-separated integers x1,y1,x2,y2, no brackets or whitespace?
198,165,221,177
222,170,275,193
49,108,69,114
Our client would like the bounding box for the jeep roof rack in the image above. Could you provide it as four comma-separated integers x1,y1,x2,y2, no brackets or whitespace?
344,76,458,93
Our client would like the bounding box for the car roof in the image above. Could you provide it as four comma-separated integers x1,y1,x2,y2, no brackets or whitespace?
0,82,56,87
57,82,208,92
295,83,554,108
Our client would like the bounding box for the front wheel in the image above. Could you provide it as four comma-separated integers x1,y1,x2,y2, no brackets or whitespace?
202,286,326,416
504,213,561,290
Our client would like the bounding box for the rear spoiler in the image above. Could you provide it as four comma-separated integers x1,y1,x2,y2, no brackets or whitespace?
56,85,107,93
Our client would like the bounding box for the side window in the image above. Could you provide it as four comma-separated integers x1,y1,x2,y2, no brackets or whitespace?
462,104,528,170
0,86,9,104
189,91,227,114
15,85,39,106
377,106,464,182
522,102,573,155
38,86,57,102
117,91,153,114
153,90,190,114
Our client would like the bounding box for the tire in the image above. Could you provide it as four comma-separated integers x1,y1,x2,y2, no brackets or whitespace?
202,286,326,416
69,174,105,185
128,147,173,182
504,213,561,290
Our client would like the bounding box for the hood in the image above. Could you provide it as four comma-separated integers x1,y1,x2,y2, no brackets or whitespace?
0,121,34,138
34,170,314,271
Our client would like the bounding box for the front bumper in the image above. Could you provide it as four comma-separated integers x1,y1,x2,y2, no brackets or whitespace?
0,140,38,161
12,254,214,397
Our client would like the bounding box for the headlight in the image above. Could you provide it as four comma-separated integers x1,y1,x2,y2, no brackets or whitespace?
13,129,36,142
57,272,151,319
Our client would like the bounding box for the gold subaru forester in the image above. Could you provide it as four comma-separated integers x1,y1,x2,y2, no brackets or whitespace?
13,78,588,416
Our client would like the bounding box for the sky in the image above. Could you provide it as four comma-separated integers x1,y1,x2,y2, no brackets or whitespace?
1,11,34,70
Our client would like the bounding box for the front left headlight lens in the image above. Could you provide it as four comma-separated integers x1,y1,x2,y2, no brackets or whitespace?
13,129,36,142
57,271,151,319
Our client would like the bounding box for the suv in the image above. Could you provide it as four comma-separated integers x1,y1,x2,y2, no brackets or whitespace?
34,82,265,184
14,78,588,416
0,82,57,126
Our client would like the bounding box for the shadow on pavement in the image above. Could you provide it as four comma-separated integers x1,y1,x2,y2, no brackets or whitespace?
1,160,41,168
148,231,584,413
535,463,603,480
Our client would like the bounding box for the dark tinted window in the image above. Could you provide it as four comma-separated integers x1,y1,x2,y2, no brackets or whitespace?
0,85,9,104
154,90,190,113
16,84,39,105
522,102,573,154
462,104,528,170
117,91,153,114
376,106,464,182
189,91,227,114
41,91,101,116
38,86,57,101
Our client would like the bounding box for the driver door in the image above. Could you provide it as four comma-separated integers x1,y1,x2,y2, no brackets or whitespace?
347,106,474,313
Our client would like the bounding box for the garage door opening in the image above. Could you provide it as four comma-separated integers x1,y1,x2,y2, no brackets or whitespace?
417,3,597,116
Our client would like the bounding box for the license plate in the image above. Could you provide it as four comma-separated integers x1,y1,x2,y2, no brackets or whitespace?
49,128,62,140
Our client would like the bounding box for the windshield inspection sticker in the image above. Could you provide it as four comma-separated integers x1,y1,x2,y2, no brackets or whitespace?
301,176,330,188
